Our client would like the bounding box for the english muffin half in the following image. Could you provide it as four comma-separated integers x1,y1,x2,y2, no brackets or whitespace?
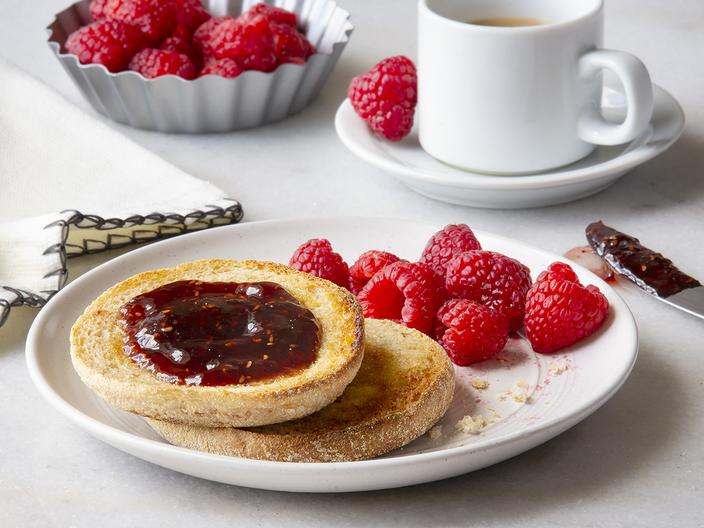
70,259,365,428
147,318,456,462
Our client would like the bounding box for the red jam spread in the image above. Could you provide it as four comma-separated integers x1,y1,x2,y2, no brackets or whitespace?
586,221,701,298
118,280,321,386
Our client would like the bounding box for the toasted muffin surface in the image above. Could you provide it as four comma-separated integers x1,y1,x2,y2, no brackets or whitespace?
70,259,365,428
147,318,456,462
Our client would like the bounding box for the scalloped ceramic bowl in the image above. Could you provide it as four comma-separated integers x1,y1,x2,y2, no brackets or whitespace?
47,0,353,133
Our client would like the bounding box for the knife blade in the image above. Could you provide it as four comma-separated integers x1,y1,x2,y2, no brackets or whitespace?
586,221,704,320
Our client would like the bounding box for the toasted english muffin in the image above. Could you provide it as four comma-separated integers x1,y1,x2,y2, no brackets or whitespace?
147,318,456,462
70,259,365,428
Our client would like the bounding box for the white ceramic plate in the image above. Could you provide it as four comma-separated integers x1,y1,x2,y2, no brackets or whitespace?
335,83,684,209
26,218,638,493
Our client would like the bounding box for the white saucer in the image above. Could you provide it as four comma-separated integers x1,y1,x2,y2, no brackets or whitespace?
335,83,684,209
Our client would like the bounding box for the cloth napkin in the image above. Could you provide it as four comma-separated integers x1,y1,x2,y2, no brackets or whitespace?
0,57,243,327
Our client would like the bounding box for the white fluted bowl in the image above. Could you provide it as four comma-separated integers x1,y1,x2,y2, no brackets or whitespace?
47,0,353,133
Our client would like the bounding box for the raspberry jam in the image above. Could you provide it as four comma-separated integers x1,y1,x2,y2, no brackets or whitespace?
118,280,321,386
586,221,701,298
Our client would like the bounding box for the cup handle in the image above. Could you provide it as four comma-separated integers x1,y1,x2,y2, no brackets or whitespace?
577,49,654,145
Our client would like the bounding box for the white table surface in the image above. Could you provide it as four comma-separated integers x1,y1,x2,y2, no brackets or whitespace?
2,0,703,526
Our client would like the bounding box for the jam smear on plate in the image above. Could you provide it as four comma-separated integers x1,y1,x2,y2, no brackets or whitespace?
586,221,700,298
119,280,321,386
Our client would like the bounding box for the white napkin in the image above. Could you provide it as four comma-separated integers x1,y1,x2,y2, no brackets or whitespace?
0,57,243,326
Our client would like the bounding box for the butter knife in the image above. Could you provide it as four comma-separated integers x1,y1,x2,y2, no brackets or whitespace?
586,221,704,320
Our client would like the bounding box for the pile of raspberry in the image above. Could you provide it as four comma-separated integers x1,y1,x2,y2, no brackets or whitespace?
289,224,610,366
65,0,316,80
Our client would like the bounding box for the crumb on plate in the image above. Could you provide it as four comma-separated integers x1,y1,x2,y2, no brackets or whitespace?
470,377,489,390
455,414,485,435
549,362,569,375
498,380,529,403
428,425,443,439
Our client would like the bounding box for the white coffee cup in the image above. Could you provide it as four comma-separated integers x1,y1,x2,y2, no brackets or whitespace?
417,0,654,175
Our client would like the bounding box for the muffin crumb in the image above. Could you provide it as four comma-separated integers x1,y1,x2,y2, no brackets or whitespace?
470,377,489,390
456,414,485,434
549,362,569,375
498,381,529,403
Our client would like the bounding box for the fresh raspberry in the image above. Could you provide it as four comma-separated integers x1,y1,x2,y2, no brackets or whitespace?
159,27,202,71
348,250,405,295
538,260,581,283
357,261,446,335
103,0,179,47
270,22,315,63
197,58,245,78
128,47,196,79
208,14,277,71
65,19,146,73
169,24,194,41
247,3,298,27
193,15,231,60
433,299,508,366
174,0,211,33
288,239,350,289
348,56,418,141
524,262,610,354
445,250,532,332
419,224,482,279
89,0,109,20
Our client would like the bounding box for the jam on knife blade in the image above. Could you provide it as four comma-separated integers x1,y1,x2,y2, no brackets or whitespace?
586,221,701,298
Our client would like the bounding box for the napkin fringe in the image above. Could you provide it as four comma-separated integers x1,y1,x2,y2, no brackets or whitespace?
0,286,48,327
61,201,244,256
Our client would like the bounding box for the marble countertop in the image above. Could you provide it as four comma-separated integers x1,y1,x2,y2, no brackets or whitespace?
1,0,703,526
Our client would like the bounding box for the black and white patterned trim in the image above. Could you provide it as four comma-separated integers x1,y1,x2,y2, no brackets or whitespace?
0,200,243,327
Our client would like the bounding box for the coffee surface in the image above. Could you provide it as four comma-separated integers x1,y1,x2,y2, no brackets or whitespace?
469,16,551,27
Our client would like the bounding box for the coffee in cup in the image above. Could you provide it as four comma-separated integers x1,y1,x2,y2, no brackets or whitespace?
469,17,551,27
